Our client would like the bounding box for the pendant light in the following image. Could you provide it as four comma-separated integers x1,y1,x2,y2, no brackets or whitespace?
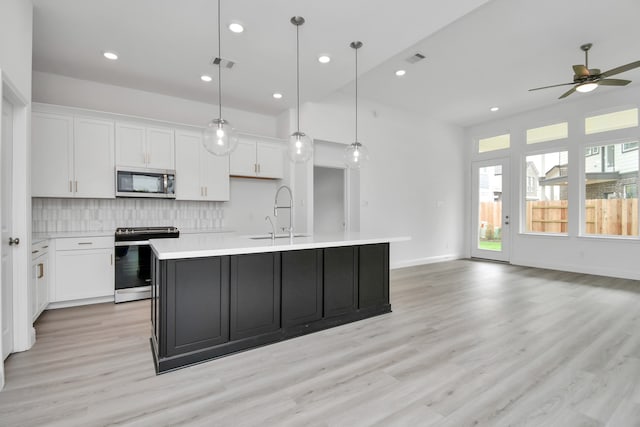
288,16,313,163
344,41,369,169
203,0,239,156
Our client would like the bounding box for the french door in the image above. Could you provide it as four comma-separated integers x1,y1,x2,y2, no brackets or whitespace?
471,158,510,262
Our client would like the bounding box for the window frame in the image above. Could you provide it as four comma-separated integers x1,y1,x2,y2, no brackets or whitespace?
521,147,570,236
581,137,639,238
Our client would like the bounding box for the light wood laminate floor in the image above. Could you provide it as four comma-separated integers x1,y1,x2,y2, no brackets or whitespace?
1,260,640,426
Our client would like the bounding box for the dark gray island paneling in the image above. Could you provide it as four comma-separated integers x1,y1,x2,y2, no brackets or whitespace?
151,243,391,373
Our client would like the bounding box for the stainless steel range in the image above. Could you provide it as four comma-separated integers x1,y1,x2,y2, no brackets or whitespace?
114,226,179,303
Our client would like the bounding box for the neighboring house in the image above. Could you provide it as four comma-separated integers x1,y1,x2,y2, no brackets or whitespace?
525,161,539,200
585,142,638,199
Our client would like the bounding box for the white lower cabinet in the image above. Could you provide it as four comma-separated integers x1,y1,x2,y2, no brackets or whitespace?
52,236,114,303
31,241,50,322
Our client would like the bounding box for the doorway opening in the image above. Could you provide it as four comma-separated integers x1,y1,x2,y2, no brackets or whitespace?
313,166,346,234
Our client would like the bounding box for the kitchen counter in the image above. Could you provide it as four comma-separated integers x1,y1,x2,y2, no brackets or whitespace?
32,230,115,242
150,232,410,260
150,233,409,373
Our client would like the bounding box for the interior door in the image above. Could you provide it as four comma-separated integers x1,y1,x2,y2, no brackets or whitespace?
1,98,14,359
471,158,510,262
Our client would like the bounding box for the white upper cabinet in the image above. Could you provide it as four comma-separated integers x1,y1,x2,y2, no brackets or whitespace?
175,130,229,201
73,117,115,198
32,112,115,198
257,143,284,179
116,122,175,170
32,112,74,197
146,127,175,170
229,136,284,179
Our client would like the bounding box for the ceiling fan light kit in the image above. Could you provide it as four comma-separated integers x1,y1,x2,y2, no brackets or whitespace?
203,0,239,156
528,43,640,99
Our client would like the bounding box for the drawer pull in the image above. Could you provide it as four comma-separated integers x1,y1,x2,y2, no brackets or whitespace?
43,245,49,249
32,250,39,254
78,242,93,245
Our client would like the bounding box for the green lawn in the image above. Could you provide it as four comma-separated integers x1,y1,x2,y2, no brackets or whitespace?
478,240,502,251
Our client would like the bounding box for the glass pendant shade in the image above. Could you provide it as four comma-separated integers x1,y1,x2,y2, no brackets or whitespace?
288,131,313,163
203,118,239,156
344,141,369,169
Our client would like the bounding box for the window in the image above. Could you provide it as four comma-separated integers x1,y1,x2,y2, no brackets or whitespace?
585,108,638,135
478,134,510,153
525,151,568,234
585,146,600,156
585,141,638,236
526,122,568,144
623,141,639,153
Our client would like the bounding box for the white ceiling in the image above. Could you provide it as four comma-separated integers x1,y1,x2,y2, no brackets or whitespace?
32,0,640,127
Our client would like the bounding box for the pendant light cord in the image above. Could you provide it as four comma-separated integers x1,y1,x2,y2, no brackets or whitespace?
296,23,300,134
355,46,358,143
217,0,222,120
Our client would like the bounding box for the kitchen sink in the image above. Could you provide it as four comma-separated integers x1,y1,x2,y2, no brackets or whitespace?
249,234,309,240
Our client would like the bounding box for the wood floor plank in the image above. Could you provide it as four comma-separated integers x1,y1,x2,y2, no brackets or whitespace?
0,260,639,426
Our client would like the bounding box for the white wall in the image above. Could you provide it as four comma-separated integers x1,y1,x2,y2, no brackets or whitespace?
33,72,278,137
0,0,34,387
466,86,640,280
300,92,467,268
0,0,33,100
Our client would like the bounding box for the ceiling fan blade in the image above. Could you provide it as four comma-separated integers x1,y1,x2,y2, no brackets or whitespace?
597,78,631,86
573,64,590,77
600,60,640,78
529,82,575,91
559,87,577,99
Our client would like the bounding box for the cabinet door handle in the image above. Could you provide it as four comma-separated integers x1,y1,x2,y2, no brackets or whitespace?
111,254,113,265
38,263,44,279
69,180,73,193
75,181,78,193
258,164,261,173
205,187,208,196
78,242,93,245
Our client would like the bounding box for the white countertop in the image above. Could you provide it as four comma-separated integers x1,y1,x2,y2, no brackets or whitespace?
150,232,411,260
32,227,232,243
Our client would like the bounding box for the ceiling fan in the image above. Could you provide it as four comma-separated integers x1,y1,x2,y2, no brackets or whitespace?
529,43,640,99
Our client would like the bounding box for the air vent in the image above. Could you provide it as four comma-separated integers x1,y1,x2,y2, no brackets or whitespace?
211,57,236,69
405,53,426,64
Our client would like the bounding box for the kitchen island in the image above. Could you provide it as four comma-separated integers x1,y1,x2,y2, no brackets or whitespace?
149,233,409,373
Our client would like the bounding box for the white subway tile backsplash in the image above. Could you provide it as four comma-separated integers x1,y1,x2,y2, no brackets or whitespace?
32,198,224,233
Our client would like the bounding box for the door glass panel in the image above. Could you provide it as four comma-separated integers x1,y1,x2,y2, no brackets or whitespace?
477,165,503,251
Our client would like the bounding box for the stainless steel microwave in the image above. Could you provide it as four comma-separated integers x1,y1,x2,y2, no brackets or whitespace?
115,167,175,198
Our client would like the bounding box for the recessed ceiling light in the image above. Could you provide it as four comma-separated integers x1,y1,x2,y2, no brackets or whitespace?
272,93,283,99
201,75,213,82
490,106,499,112
395,69,406,77
228,22,244,33
318,55,331,64
103,51,118,60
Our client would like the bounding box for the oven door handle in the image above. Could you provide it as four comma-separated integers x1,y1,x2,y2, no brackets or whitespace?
115,240,150,247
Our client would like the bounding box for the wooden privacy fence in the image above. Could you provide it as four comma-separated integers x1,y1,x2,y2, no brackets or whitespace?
479,199,638,236
585,198,638,236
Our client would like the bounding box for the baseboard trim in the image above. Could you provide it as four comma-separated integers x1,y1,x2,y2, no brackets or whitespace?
391,254,462,270
509,258,640,281
47,296,114,310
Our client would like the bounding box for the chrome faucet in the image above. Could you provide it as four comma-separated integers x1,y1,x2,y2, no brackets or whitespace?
274,185,294,240
265,216,276,242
